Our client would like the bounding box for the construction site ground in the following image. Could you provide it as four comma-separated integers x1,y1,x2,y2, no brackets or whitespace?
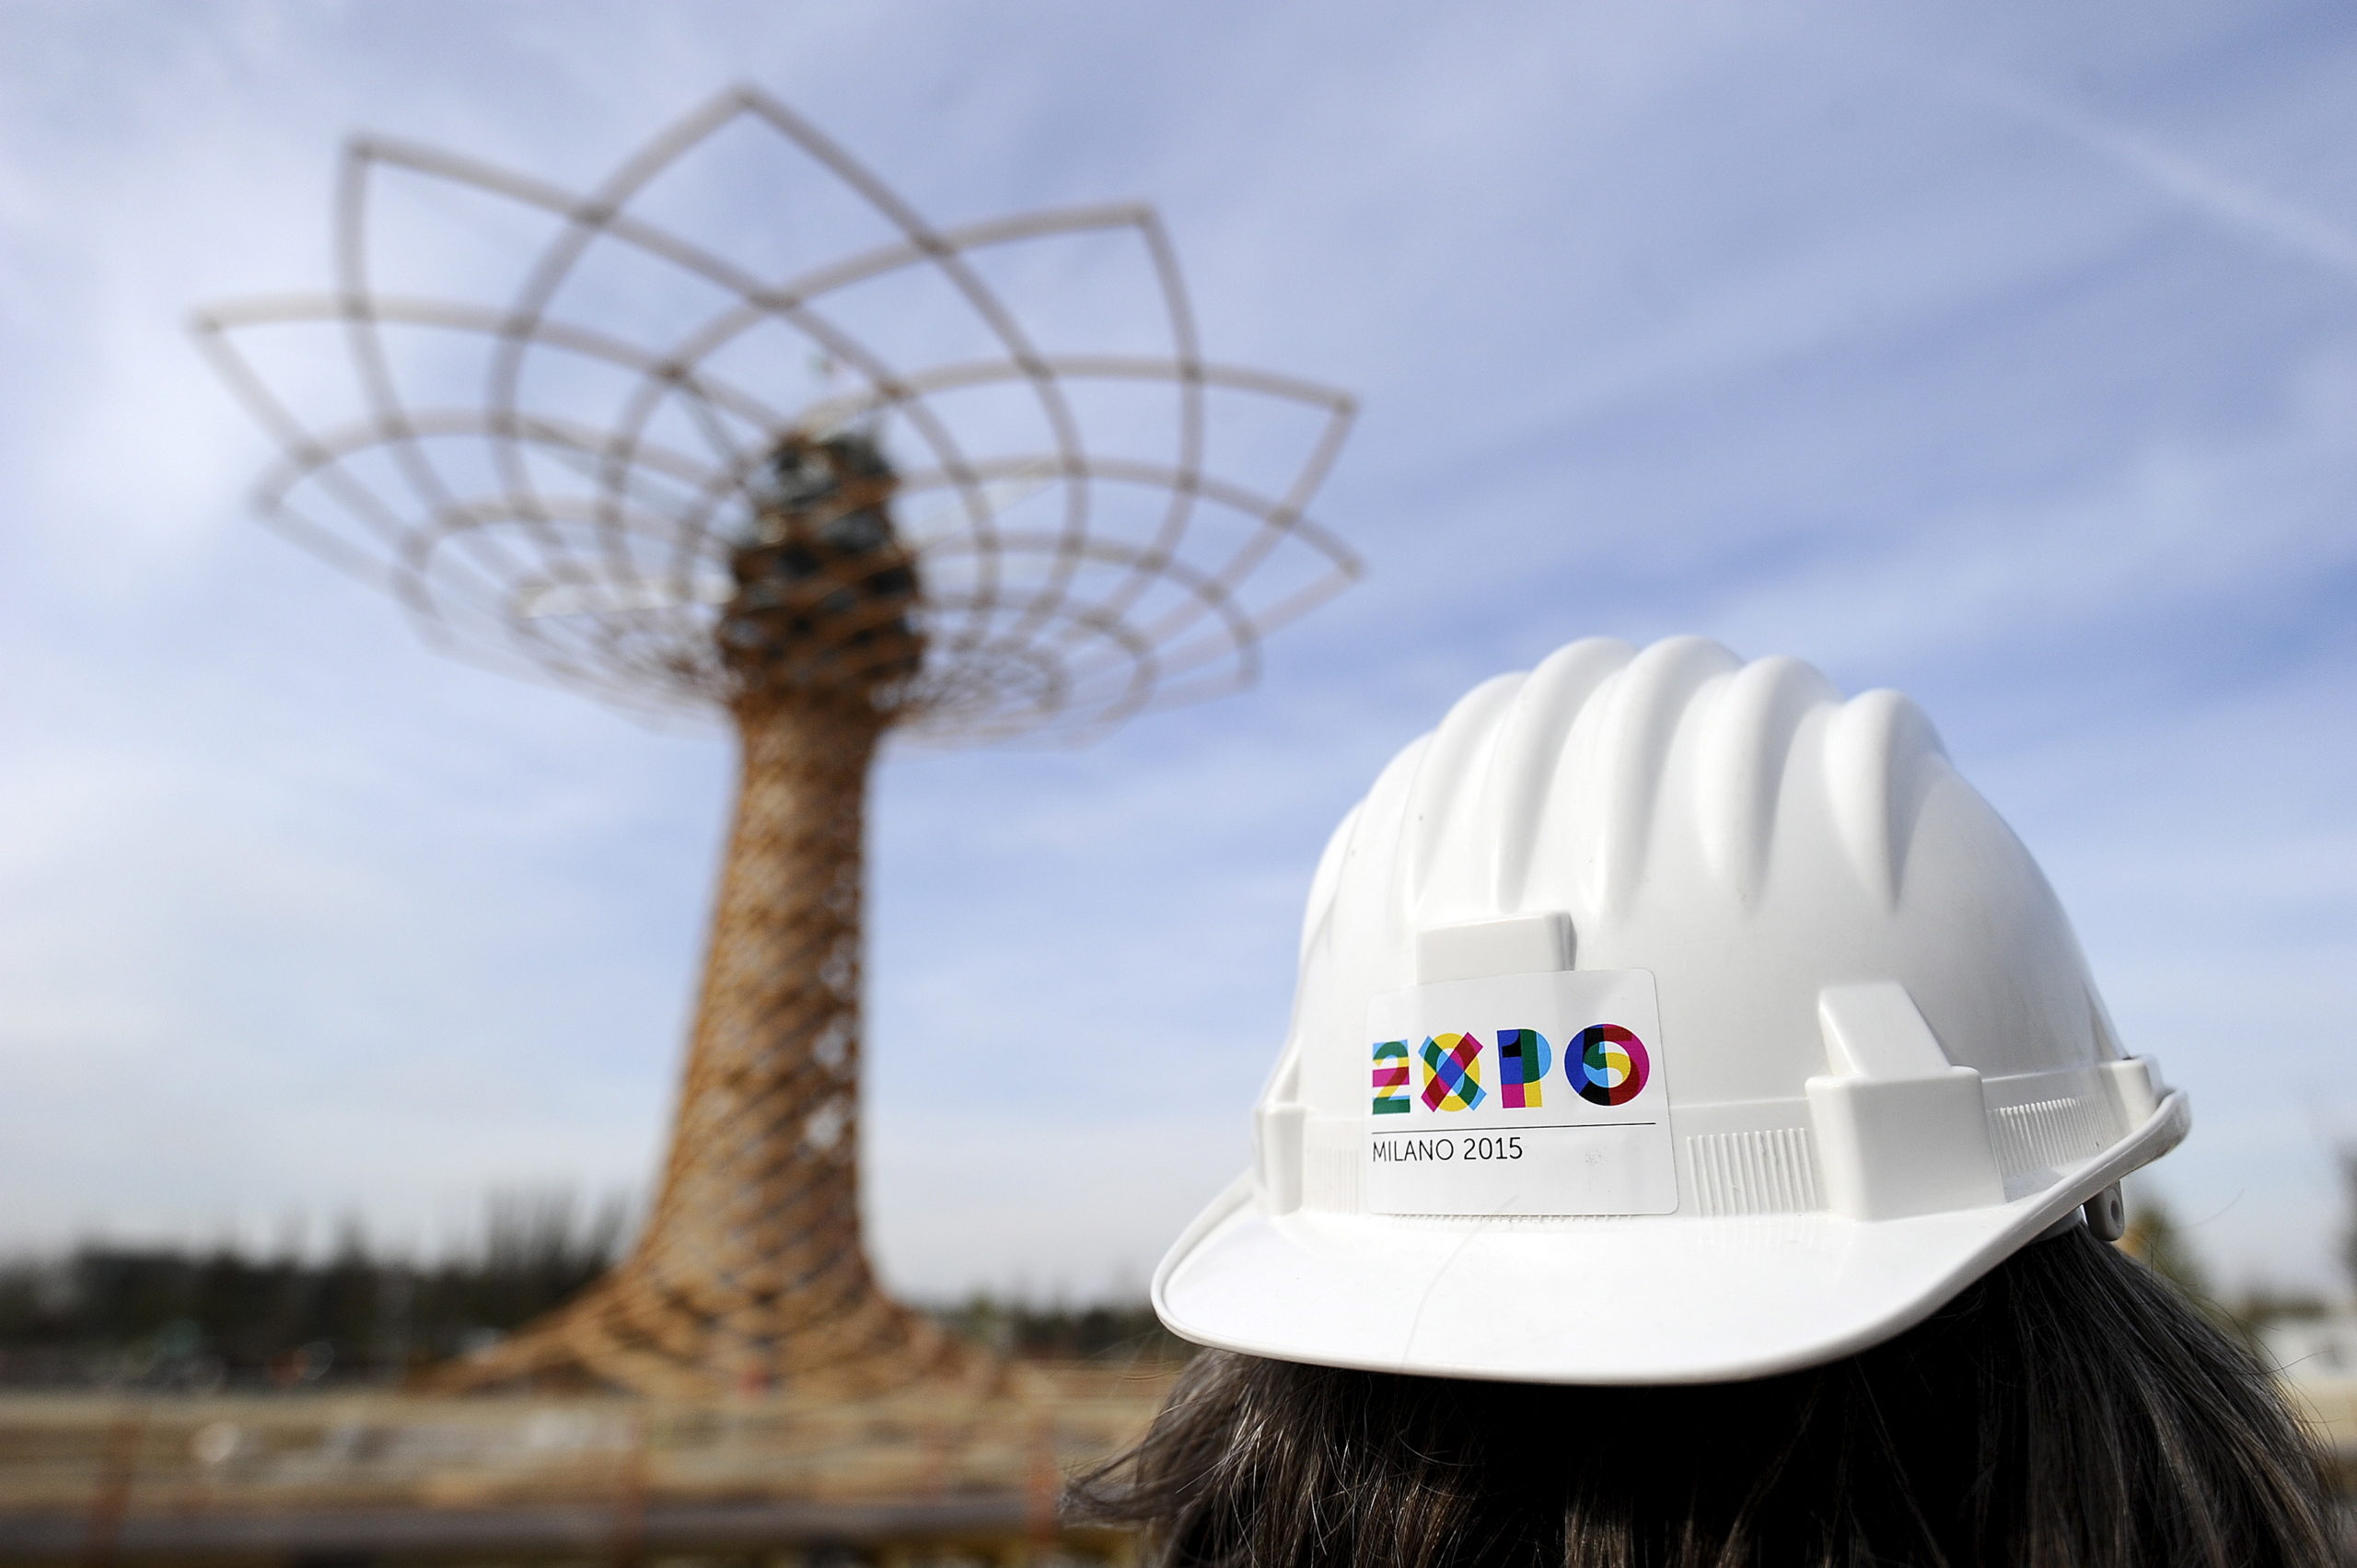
20,1366,2353,1567
0,1365,1177,1567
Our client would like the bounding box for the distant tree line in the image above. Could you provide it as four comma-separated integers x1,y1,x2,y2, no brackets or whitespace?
0,1193,628,1389
25,1173,2323,1392
0,1193,1189,1389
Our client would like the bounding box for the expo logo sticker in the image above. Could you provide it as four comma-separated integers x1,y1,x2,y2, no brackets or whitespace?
1369,1023,1651,1115
1362,968,1676,1216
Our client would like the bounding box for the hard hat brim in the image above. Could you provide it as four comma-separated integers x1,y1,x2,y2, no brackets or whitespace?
1153,1090,2189,1385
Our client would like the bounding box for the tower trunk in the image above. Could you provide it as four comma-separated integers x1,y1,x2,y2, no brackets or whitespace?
439,690,972,1396
437,431,976,1397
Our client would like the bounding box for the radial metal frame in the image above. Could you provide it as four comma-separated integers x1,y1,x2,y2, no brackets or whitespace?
190,85,1360,744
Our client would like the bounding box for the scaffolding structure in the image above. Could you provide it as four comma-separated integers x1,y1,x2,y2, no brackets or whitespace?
192,87,1356,1400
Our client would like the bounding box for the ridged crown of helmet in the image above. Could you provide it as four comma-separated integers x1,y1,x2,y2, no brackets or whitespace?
1280,634,2116,1130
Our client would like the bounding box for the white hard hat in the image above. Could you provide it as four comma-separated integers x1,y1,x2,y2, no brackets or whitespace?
1154,635,2187,1384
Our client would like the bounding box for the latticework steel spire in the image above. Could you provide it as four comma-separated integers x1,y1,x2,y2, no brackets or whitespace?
193,86,1356,1397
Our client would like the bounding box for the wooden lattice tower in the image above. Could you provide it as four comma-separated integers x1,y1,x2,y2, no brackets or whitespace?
192,87,1356,1398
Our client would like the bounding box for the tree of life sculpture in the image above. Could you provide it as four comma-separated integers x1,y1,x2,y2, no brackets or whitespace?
192,87,1356,1398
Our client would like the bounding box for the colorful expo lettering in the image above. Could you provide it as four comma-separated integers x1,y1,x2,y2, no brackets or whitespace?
1370,1028,1651,1114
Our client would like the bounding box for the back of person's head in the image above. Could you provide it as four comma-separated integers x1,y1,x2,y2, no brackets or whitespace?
1077,1229,2327,1566
1074,638,2331,1568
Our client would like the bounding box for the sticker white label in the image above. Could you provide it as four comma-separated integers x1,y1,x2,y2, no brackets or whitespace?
1364,969,1676,1216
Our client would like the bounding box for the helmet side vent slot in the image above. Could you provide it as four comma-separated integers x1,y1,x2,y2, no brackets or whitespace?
1689,1129,1822,1216
1991,1097,2113,1179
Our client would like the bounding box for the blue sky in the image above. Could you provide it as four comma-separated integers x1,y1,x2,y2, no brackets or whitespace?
1,0,2353,1299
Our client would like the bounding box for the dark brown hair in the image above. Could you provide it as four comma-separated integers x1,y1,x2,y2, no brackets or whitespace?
1070,1228,2333,1568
